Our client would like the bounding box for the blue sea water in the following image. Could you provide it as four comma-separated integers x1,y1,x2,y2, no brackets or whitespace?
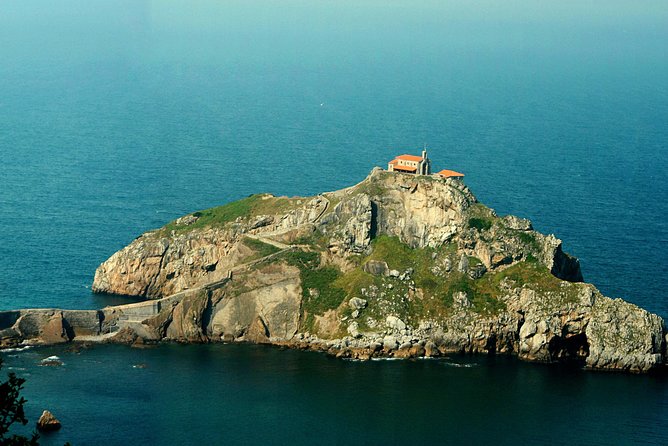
3,344,668,446
0,1,667,444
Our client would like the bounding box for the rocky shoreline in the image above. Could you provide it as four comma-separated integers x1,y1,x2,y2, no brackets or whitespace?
2,169,666,373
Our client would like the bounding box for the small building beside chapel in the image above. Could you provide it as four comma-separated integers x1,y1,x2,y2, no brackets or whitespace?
436,169,465,179
387,150,431,175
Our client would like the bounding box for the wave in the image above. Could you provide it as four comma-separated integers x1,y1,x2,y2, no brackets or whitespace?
440,360,477,368
0,345,33,353
40,355,64,366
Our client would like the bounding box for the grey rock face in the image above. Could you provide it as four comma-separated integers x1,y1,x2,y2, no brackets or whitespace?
370,170,474,248
174,214,199,226
585,297,664,372
333,193,373,253
457,254,469,273
272,196,327,232
209,264,302,342
363,260,389,276
92,229,242,298
503,215,532,231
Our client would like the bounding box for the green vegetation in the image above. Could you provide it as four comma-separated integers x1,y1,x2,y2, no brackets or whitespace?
301,312,318,334
322,194,342,212
517,231,540,252
341,236,514,317
492,260,579,303
292,229,329,250
468,217,492,231
352,180,385,197
267,228,572,331
365,236,457,299
465,203,498,232
467,203,496,219
161,194,309,233
241,237,280,261
333,269,376,296
273,230,574,327
334,236,579,320
366,235,418,272
278,251,347,315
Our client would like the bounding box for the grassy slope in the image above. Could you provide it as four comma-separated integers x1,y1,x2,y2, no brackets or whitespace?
303,234,578,334
240,237,281,262
160,194,311,233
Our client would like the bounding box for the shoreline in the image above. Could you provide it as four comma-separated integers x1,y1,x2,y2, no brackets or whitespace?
6,333,666,377
2,307,665,376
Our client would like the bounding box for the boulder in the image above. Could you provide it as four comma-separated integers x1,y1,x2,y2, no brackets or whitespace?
165,291,210,342
453,291,471,309
467,263,487,280
386,316,406,331
363,260,389,276
36,410,61,431
39,356,63,367
174,214,199,226
348,297,368,310
382,336,398,350
249,215,274,229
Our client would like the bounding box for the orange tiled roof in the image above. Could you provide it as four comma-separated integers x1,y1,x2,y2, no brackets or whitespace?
394,165,417,172
389,159,398,165
396,154,424,162
437,169,464,178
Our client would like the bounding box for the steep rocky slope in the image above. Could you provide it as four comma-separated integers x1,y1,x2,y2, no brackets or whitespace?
3,169,664,373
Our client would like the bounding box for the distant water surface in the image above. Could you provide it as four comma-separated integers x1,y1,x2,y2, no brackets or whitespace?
0,1,667,444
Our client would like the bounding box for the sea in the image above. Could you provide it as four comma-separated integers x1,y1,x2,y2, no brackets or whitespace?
0,1,666,444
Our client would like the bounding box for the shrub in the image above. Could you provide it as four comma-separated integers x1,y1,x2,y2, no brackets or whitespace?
468,217,492,231
0,358,40,445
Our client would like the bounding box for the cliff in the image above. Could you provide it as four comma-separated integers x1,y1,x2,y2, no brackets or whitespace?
2,169,665,373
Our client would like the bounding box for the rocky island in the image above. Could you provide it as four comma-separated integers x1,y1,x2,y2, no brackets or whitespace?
1,168,665,373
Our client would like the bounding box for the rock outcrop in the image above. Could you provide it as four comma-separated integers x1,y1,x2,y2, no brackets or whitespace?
1,169,665,374
91,229,246,298
36,410,61,431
